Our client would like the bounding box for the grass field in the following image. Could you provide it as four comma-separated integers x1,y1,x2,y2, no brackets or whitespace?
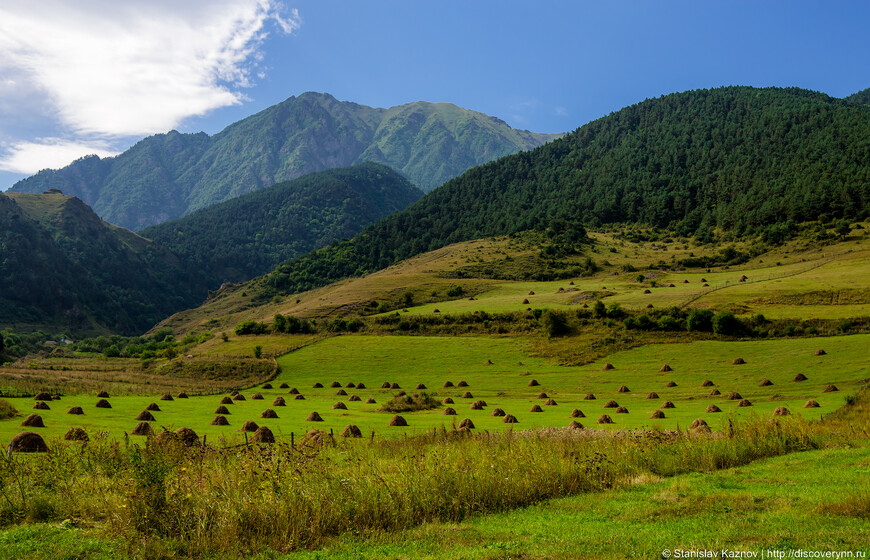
1,333,865,444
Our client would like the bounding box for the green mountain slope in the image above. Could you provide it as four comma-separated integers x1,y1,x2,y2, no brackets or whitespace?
140,163,423,286
257,86,870,295
0,191,202,336
844,87,870,105
10,93,559,230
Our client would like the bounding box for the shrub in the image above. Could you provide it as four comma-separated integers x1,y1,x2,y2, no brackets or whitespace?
379,393,441,413
656,315,682,331
687,309,714,332
605,303,625,319
234,321,270,336
542,310,570,338
0,399,18,420
712,311,743,336
446,285,465,297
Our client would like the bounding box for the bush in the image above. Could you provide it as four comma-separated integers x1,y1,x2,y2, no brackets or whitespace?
605,303,625,319
0,399,18,420
712,311,743,336
592,300,606,319
379,393,441,413
656,315,682,331
542,310,570,338
234,321,270,336
686,309,714,332
446,286,465,297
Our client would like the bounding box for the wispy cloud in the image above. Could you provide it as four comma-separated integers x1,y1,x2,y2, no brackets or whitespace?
0,0,299,174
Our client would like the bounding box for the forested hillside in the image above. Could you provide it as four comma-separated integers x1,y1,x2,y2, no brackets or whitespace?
140,163,422,286
0,192,202,336
10,93,558,230
261,86,870,295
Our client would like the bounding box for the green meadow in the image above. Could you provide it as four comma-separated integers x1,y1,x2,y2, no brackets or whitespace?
1,333,866,444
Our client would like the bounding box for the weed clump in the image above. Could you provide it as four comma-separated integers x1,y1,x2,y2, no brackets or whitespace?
381,393,440,413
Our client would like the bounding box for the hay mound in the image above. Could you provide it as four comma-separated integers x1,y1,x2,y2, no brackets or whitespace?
288,388,300,395
537,392,548,398
391,383,401,389
683,279,689,283
381,382,391,388
175,428,199,447
709,389,721,396
161,393,174,401
63,427,88,442
668,284,676,288
273,397,286,406
584,393,596,400
666,381,678,388
136,410,155,421
443,381,455,388
470,401,484,410
522,298,530,304
646,304,654,309
615,406,629,414
823,384,839,393
568,420,584,430
177,392,189,399
529,404,543,412
544,398,558,406
726,392,742,400
330,382,341,388
701,380,715,387
732,358,746,365
67,406,84,415
10,432,48,452
281,383,291,389
691,419,711,433
341,424,363,438
705,404,722,413
528,291,535,295
701,278,708,282
738,399,753,407
597,414,614,424
261,409,279,419
618,385,630,393
457,380,469,387
97,391,110,398
643,289,652,294
349,395,362,402
356,383,366,389
443,407,457,415
503,414,518,423
211,415,229,426
389,415,408,427
34,392,52,401
306,411,323,422
759,379,773,387
96,399,111,409
804,400,820,408
346,382,356,388
442,397,455,404
815,349,827,356
461,391,473,399
241,421,259,432
570,409,585,418
250,426,275,443
646,392,660,399
261,383,272,390
332,402,347,410
792,373,808,382
146,403,161,411
773,406,791,417
528,379,540,387
130,422,153,436
33,401,50,410
702,283,710,287
336,389,348,396
602,363,615,371
220,396,233,405
300,429,326,447
603,400,619,408
21,414,45,427
661,401,676,409
251,393,264,400
659,365,674,374
459,418,475,429
310,383,321,389
491,408,506,417
215,405,230,414
396,390,407,397
650,410,666,419
366,398,377,404
415,383,427,390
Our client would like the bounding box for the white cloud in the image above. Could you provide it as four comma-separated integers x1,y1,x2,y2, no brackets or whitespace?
0,0,299,139
0,139,118,174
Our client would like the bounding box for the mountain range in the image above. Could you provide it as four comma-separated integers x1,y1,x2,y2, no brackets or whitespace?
9,92,560,231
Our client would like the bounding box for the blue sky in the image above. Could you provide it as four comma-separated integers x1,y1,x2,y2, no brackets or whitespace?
1,0,868,190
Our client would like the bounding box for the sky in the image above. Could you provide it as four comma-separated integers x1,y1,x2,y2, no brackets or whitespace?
1,0,869,190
